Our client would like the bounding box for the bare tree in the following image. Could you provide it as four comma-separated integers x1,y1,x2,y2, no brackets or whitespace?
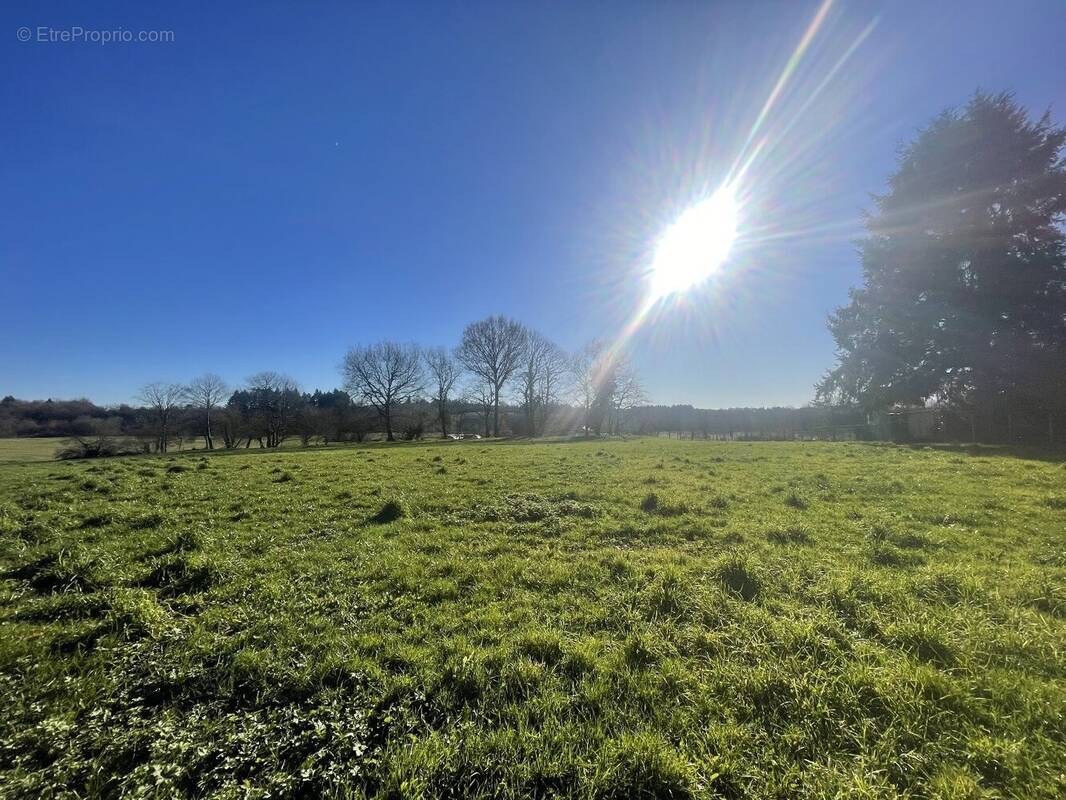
138,382,184,453
466,380,495,438
569,342,643,436
537,340,570,436
424,347,463,437
342,342,423,441
184,373,228,450
572,341,605,435
515,330,568,437
611,355,647,434
516,330,550,437
457,315,527,437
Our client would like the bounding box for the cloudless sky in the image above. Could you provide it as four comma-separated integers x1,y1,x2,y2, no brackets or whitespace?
2,1,1064,407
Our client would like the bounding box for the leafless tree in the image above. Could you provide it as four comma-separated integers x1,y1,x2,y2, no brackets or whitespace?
515,330,568,437
424,347,463,437
516,330,550,436
137,382,184,453
611,355,647,434
569,342,644,436
457,315,527,437
342,342,423,441
572,341,605,434
184,373,228,450
537,340,570,436
466,380,495,438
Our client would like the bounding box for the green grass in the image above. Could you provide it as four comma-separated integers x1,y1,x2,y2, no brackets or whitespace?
0,436,355,464
0,437,66,463
1,439,1063,798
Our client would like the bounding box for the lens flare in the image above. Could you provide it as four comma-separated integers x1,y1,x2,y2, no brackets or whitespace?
649,186,739,299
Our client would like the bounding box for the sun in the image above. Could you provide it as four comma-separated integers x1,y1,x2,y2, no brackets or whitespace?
649,185,739,299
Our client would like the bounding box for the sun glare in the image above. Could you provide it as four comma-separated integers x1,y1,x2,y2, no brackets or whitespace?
649,186,739,299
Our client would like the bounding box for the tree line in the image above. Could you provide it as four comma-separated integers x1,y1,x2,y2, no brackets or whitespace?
2,389,878,454
2,317,653,453
2,312,874,453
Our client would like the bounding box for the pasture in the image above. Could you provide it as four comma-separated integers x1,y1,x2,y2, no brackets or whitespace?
0,438,66,463
0,439,1063,798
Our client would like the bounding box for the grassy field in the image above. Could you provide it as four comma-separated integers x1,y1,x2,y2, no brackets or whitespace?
0,438,66,463
0,439,1063,798
0,436,343,464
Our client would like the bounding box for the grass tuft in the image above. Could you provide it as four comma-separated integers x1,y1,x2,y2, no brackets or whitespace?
371,498,408,524
766,526,812,545
715,553,762,600
593,733,696,799
639,492,689,516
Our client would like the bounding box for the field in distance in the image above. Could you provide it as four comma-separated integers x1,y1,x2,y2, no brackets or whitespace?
0,438,68,463
0,439,1063,798
0,436,358,464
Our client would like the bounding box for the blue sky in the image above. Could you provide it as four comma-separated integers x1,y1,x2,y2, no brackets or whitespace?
2,1,1064,407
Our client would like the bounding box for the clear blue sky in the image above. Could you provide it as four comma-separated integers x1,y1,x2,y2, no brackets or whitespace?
2,1,1064,407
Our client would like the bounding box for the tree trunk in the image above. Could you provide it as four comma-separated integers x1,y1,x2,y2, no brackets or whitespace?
385,409,394,442
205,409,213,450
492,391,500,437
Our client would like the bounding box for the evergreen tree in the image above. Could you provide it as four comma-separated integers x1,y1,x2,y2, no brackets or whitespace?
818,92,1066,439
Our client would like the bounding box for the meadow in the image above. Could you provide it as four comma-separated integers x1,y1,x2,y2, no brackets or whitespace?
0,438,1063,798
0,438,67,463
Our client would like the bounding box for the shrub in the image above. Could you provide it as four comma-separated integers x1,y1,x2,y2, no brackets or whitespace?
56,436,145,460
